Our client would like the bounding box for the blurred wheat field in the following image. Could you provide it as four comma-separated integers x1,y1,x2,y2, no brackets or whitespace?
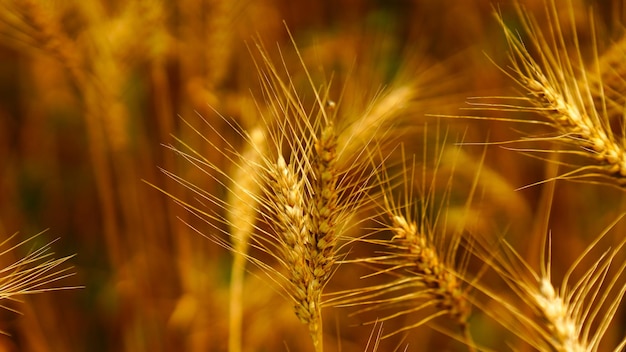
2,0,626,351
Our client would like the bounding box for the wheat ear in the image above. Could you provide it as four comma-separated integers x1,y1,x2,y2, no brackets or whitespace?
506,1,626,176
451,1,626,187
330,130,481,350
252,37,342,348
263,153,321,341
308,124,339,285
249,28,386,349
470,212,626,352
383,210,471,335
155,25,398,350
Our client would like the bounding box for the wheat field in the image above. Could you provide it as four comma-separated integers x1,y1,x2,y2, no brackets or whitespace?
1,0,626,351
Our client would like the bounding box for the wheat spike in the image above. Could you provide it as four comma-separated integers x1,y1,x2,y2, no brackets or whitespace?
307,124,340,285
328,128,482,351
451,0,626,188
507,0,626,178
395,213,468,323
263,155,312,322
154,29,383,351
469,212,626,352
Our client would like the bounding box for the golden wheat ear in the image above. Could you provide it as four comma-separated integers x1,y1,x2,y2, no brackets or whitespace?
469,211,626,352
152,27,386,351
442,0,626,189
250,31,391,351
327,128,485,351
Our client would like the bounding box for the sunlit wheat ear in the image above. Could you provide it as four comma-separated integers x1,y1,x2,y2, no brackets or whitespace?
452,1,626,188
329,130,483,350
470,214,626,352
250,32,385,350
253,124,375,352
151,29,382,351
0,231,77,333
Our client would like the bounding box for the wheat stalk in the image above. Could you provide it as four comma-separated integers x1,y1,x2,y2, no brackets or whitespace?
152,29,387,350
226,125,266,352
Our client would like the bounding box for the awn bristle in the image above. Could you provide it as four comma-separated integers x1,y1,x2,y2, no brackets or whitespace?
0,232,78,334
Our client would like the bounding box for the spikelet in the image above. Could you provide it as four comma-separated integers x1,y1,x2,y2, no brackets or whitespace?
226,125,265,352
154,29,383,351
